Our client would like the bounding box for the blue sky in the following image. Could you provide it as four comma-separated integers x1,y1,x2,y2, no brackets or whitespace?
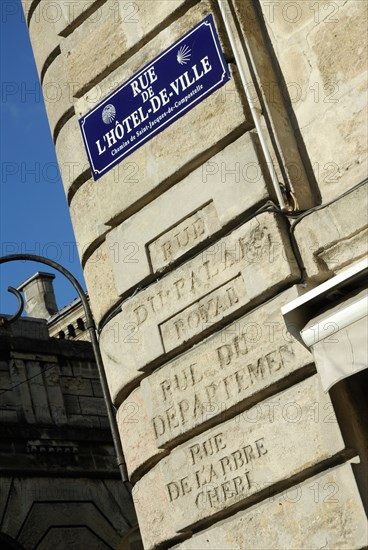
0,0,85,315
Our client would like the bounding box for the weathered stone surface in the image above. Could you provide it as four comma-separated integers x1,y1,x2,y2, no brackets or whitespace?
259,0,334,39
70,64,250,264
64,0,231,99
117,387,167,479
26,0,107,81
160,274,249,351
21,0,39,25
42,52,73,141
134,375,346,548
148,203,222,273
141,286,312,450
100,212,300,404
106,132,273,295
117,286,313,479
81,131,272,322
322,228,368,273
55,115,91,198
294,183,368,282
259,0,368,202
232,0,314,209
28,3,61,80
83,242,120,323
310,2,367,89
300,87,367,202
56,0,107,37
173,462,368,550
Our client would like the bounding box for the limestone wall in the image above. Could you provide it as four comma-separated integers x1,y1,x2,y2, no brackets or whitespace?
22,0,367,548
258,0,368,202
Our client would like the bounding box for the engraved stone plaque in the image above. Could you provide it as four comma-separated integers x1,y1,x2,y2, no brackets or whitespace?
134,375,346,548
100,212,300,403
106,132,272,295
141,286,313,450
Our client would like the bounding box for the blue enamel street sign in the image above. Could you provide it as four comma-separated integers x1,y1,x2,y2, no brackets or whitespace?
79,15,231,181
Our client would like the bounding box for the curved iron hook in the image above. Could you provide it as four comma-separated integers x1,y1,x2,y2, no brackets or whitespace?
0,253,129,486
0,286,25,326
6,286,25,324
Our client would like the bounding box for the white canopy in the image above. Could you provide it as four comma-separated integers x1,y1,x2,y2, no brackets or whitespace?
301,288,368,391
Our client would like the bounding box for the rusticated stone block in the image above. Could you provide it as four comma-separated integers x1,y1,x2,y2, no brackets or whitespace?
70,63,250,264
160,274,249,351
259,0,333,39
173,462,368,550
309,2,367,90
83,242,120,323
82,131,272,322
142,286,312,449
100,212,300,404
27,2,62,80
133,375,346,549
117,387,167,479
300,87,367,203
117,286,313,479
148,203,222,273
105,132,273,296
55,115,91,198
294,183,368,282
64,0,231,99
56,0,107,37
232,0,314,210
259,0,368,202
42,52,73,141
26,0,106,83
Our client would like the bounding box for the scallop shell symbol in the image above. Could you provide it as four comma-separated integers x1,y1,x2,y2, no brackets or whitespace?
177,45,191,65
102,104,116,124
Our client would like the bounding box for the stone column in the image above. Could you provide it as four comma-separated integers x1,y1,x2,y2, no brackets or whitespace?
22,0,367,547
